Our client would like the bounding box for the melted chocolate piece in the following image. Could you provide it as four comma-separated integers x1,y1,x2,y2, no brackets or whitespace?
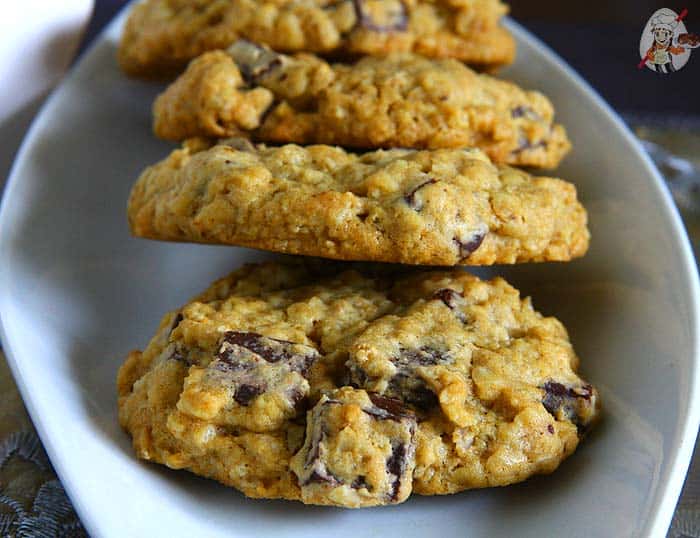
431,288,468,323
305,429,322,466
365,393,413,421
454,230,486,259
219,331,292,362
432,288,462,308
541,380,594,431
398,346,446,367
297,391,416,501
386,442,407,500
352,0,408,32
511,105,542,121
301,411,342,487
210,331,319,408
388,347,450,409
512,136,548,155
404,178,437,211
168,346,192,366
306,468,340,486
387,374,439,409
350,346,450,410
217,331,317,375
351,476,370,490
234,383,265,406
227,40,284,85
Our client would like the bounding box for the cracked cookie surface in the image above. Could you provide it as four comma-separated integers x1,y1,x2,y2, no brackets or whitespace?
152,44,569,168
117,260,600,507
127,139,589,265
118,0,515,78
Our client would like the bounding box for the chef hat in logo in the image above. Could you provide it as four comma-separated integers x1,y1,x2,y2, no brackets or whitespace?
651,11,678,32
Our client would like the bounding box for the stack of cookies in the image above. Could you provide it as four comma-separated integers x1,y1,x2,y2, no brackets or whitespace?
116,0,600,508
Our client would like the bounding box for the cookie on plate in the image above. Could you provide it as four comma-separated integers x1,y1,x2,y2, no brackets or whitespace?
153,42,569,168
118,0,515,78
127,139,589,265
117,259,600,507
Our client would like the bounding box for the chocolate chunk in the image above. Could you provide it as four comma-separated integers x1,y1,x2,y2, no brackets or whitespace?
219,331,292,362
365,393,413,421
168,346,192,366
208,331,319,409
512,136,548,155
306,468,340,486
388,347,450,409
398,346,446,367
432,288,462,308
386,442,407,500
431,288,468,323
234,383,265,406
293,389,416,504
511,106,527,118
227,40,284,85
300,410,341,486
404,178,437,211
547,424,555,434
218,331,317,375
305,427,322,466
351,476,370,490
388,374,439,409
349,346,450,410
511,106,542,121
352,0,408,32
454,229,486,259
541,380,594,431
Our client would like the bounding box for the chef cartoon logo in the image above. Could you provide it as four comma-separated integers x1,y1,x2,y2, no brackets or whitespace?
639,8,699,73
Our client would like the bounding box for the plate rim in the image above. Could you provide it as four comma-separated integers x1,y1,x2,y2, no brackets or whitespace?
0,9,698,538
503,19,700,537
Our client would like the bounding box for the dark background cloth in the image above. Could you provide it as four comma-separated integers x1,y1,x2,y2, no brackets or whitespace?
83,0,700,125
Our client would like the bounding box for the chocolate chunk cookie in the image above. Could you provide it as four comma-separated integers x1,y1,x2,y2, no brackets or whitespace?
153,43,569,168
118,0,515,78
117,260,600,506
127,139,588,265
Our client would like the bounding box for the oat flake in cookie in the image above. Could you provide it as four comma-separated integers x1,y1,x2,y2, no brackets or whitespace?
117,260,600,507
127,140,589,266
152,42,569,168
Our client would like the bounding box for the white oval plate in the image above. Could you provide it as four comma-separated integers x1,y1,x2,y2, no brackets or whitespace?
1,8,698,538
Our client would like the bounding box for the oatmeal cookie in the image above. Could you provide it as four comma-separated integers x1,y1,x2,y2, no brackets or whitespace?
117,260,600,506
153,43,569,167
118,0,515,78
127,139,589,265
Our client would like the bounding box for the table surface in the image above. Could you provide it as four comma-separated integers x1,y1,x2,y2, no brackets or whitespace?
1,2,699,537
